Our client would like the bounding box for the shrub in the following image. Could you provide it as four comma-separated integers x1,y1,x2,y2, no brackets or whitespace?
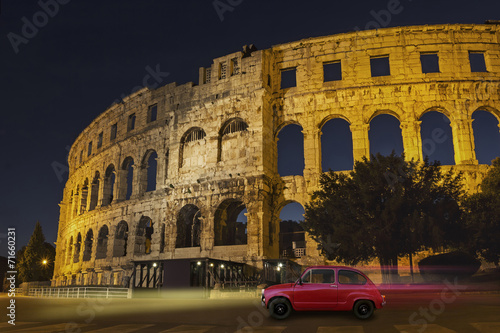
418,251,480,282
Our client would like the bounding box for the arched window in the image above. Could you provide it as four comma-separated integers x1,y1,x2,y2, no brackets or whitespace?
179,128,207,168
277,123,304,176
73,233,81,263
102,164,115,206
321,118,353,171
121,157,134,200
89,172,100,211
82,230,93,262
113,221,128,257
222,118,248,135
135,216,154,255
214,200,247,246
472,110,500,164
278,202,306,258
141,150,158,193
176,205,201,248
96,225,109,259
218,118,249,162
420,111,455,165
369,114,404,157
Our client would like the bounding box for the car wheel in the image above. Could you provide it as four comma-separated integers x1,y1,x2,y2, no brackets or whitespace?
269,297,292,319
353,300,374,319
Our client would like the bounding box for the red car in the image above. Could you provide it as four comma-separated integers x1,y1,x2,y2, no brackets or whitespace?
262,266,386,319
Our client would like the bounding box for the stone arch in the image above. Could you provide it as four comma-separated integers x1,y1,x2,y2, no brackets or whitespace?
82,229,93,262
102,164,115,206
95,225,109,259
369,113,404,157
113,221,129,257
367,109,403,123
66,236,73,265
89,171,100,211
416,105,454,122
214,199,247,246
470,105,500,122
135,216,154,254
73,233,81,263
277,123,304,176
419,110,455,165
277,201,306,258
472,108,500,164
140,149,158,193
179,127,207,168
320,117,354,171
121,157,134,200
176,204,201,248
218,117,249,162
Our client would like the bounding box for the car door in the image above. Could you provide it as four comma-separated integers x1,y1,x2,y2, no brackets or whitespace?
293,268,338,310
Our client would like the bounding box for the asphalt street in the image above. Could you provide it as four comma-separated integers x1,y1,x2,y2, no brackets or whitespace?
1,292,499,332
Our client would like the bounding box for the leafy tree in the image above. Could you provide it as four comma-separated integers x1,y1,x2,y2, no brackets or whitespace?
463,157,500,265
17,221,55,283
303,153,465,283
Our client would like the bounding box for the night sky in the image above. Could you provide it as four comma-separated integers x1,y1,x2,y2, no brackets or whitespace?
1,0,499,249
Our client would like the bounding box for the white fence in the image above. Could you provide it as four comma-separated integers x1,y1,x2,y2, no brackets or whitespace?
29,287,131,299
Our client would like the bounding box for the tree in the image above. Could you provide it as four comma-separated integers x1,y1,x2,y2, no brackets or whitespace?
463,157,500,265
17,221,55,283
303,153,465,283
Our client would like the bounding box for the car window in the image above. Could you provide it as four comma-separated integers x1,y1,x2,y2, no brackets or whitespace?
338,270,367,285
302,269,335,284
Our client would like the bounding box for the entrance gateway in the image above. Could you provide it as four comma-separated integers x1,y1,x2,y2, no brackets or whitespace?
131,259,302,291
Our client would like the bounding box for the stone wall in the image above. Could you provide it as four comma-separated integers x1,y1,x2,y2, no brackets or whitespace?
53,24,500,287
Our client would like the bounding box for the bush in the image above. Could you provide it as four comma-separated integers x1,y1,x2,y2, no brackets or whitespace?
418,251,480,282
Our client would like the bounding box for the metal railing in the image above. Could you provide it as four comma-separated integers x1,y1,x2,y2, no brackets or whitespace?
29,287,131,299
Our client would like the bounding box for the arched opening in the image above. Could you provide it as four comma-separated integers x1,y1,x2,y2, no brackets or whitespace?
95,225,109,259
66,236,73,265
82,229,93,262
102,164,115,206
472,110,500,164
369,114,404,157
278,202,306,258
214,199,247,246
277,123,304,176
321,118,354,171
113,221,128,257
176,205,201,248
73,233,81,263
141,150,158,193
121,157,134,200
89,172,100,211
79,178,89,214
218,118,249,162
420,111,455,165
180,127,207,169
135,216,154,254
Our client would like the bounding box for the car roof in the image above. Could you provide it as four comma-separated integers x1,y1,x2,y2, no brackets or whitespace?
305,265,363,272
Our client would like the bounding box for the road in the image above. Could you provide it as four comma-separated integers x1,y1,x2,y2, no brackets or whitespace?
1,292,499,332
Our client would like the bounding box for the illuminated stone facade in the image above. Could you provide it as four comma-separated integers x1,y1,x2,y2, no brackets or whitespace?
53,24,500,287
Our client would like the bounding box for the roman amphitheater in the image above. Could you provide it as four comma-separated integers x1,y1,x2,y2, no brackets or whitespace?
52,23,500,289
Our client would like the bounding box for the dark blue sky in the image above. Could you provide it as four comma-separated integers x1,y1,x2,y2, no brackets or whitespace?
1,0,499,248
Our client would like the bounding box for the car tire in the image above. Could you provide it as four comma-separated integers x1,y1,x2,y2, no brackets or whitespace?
353,300,374,319
269,297,292,319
